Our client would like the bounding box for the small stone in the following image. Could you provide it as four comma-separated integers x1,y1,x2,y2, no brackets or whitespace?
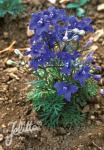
97,3,104,11
60,0,69,3
3,32,9,39
36,121,42,126
96,95,101,102
90,45,98,51
102,41,104,46
6,59,16,66
27,26,34,37
24,0,45,5
79,136,82,139
98,132,102,137
0,145,4,150
48,0,56,4
99,78,104,86
93,29,104,42
88,133,92,136
0,134,4,142
94,104,100,110
6,108,10,111
9,73,20,80
77,144,84,150
1,124,6,128
96,120,102,126
1,113,7,119
90,115,95,120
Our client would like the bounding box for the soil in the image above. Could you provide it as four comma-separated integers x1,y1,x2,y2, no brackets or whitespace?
0,0,104,150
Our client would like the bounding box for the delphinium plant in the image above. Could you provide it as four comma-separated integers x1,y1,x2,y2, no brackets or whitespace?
26,7,101,128
60,0,91,17
0,0,25,17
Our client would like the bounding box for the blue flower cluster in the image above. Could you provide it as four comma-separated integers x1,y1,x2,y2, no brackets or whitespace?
27,7,101,102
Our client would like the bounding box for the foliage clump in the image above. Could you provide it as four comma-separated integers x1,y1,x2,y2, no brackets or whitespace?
0,0,25,17
66,0,91,17
26,7,100,127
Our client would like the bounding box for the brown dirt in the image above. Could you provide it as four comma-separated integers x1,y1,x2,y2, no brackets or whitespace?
0,1,104,150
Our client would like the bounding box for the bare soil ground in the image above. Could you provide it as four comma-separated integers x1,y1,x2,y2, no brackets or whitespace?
0,1,104,150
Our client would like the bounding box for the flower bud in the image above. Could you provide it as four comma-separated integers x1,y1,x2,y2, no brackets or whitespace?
79,30,85,35
63,31,68,41
14,49,23,57
100,89,104,95
72,28,79,34
93,75,101,81
6,59,17,65
72,35,79,41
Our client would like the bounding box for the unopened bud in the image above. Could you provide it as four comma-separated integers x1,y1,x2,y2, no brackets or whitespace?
72,28,79,34
79,30,85,35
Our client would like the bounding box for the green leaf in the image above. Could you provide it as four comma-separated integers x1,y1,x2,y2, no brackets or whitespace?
0,0,25,17
0,9,6,17
80,0,90,6
66,3,80,9
77,8,85,17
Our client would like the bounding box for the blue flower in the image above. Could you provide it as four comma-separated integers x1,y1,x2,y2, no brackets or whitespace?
94,65,102,71
93,75,101,81
61,66,71,75
57,52,72,63
54,82,78,101
85,51,94,63
68,16,94,32
74,66,91,86
100,89,104,95
71,50,81,60
29,12,50,35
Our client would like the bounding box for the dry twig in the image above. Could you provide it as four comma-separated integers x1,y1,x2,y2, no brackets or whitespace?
0,41,28,54
92,141,103,150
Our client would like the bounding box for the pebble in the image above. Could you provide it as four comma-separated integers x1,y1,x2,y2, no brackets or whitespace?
3,32,9,39
93,29,104,42
0,134,4,142
0,145,4,150
0,84,8,92
25,0,46,5
99,78,104,86
94,104,100,110
1,113,7,119
48,0,56,4
77,144,84,150
98,132,102,137
60,0,69,3
87,133,93,137
90,115,95,120
96,120,102,126
27,26,34,37
97,3,104,11
1,124,6,128
9,73,20,80
96,95,101,102
90,45,98,51
36,121,42,126
5,67,18,73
